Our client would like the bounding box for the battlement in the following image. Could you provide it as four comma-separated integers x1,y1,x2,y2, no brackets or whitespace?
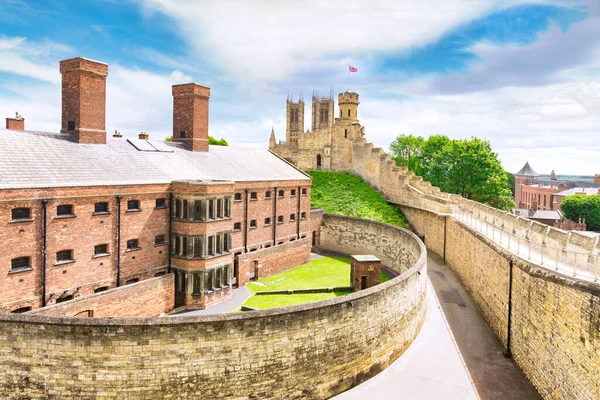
338,91,359,104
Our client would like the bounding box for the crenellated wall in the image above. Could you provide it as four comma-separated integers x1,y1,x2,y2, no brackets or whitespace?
315,131,600,400
0,215,427,400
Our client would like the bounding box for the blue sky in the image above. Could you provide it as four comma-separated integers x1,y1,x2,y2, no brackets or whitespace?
0,0,599,175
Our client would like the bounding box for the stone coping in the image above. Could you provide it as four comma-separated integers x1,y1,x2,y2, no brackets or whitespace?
455,215,600,297
0,214,427,327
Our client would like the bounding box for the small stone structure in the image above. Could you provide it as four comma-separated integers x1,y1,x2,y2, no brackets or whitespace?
351,255,381,290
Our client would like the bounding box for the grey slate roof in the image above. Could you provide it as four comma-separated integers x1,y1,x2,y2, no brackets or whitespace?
0,129,309,189
515,161,539,177
555,187,599,196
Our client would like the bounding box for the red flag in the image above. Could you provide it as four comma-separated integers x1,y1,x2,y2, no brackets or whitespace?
349,65,357,72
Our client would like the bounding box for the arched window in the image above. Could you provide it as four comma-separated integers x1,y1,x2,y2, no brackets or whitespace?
316,154,322,168
344,129,348,138
348,109,351,117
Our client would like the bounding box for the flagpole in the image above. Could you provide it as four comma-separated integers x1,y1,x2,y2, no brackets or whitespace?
348,63,350,91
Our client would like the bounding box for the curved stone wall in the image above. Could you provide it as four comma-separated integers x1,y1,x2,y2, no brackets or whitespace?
0,215,427,400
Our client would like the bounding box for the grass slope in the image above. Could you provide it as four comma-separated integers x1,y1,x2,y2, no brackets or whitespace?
307,170,407,227
244,291,351,310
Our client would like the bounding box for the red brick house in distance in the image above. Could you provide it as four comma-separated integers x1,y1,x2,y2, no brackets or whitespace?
0,57,320,313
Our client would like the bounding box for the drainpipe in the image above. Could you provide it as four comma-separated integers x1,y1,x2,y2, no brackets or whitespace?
116,195,122,287
273,186,278,246
41,199,48,307
168,192,173,274
244,189,249,253
504,259,514,358
296,186,301,238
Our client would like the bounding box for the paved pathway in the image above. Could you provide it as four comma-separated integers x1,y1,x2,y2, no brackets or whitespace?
427,252,539,400
335,276,479,400
170,286,251,316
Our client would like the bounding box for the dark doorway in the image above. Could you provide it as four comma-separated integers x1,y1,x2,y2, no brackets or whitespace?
312,231,317,246
233,252,241,287
361,276,367,290
316,154,322,168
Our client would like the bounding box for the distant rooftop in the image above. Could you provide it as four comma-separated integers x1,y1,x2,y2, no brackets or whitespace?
0,129,309,190
555,187,599,196
515,161,539,177
512,208,562,220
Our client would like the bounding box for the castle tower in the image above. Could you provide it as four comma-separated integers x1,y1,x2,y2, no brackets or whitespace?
286,95,304,145
338,91,359,121
311,90,334,131
172,83,210,152
60,57,108,144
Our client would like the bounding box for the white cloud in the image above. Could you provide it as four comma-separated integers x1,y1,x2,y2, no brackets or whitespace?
137,0,549,83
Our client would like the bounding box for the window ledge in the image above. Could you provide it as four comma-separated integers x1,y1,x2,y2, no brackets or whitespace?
92,253,111,259
9,218,34,224
125,247,142,253
54,259,76,266
249,226,257,230
277,222,284,225
154,206,168,210
234,200,242,203
54,215,76,220
265,197,272,200
278,196,285,199
264,223,272,227
233,229,242,233
154,242,167,247
125,209,142,213
92,211,111,216
8,267,34,274
250,198,258,201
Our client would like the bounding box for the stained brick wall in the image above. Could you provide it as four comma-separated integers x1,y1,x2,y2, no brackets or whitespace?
28,274,174,318
0,215,427,399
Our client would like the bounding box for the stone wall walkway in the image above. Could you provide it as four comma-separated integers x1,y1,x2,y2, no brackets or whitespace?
336,251,541,400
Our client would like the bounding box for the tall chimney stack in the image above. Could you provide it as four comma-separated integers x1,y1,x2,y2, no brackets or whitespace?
5,112,24,131
550,169,556,180
172,83,210,152
59,57,108,144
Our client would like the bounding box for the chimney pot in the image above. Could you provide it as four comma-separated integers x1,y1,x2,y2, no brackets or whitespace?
5,112,25,131
113,130,122,138
139,132,149,140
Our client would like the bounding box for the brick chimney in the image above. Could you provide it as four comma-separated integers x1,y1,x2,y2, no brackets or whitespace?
531,196,538,212
59,57,108,144
595,174,600,184
5,112,24,131
550,169,556,180
172,83,210,152
139,132,149,140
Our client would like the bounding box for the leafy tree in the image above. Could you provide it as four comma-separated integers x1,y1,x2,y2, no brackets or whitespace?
389,134,425,172
506,172,515,196
560,195,600,231
389,134,514,210
165,136,229,146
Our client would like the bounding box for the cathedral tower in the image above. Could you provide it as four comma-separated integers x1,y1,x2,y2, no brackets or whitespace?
312,89,334,131
286,95,304,145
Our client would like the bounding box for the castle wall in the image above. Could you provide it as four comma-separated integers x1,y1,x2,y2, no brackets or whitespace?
28,274,174,318
400,206,600,400
0,215,427,399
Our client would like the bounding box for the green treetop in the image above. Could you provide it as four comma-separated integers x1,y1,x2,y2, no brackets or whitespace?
389,134,514,210
165,136,229,146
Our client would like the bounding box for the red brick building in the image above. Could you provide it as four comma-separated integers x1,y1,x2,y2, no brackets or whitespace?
0,57,319,313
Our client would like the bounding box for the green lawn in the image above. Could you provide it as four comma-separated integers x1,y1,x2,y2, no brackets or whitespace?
247,256,352,294
244,291,352,310
243,255,392,310
307,170,408,228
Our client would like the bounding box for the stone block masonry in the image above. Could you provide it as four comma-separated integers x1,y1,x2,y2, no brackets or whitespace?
0,215,427,399
403,206,600,400
28,274,174,318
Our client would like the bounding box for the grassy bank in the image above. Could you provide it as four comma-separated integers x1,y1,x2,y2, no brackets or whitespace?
307,170,407,227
